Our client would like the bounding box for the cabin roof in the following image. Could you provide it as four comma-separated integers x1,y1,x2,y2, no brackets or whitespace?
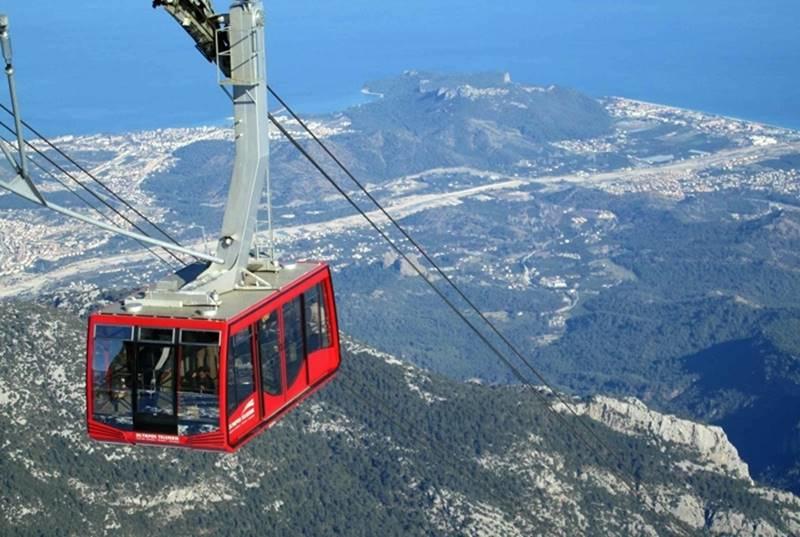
99,261,325,322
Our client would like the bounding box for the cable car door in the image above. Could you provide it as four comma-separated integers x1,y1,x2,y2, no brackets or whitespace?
258,310,286,418
283,295,310,401
133,337,178,435
226,327,261,446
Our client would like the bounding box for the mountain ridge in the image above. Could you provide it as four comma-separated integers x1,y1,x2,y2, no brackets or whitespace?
1,299,799,536
1,71,800,529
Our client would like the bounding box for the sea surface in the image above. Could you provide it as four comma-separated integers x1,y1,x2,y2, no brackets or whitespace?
6,0,800,135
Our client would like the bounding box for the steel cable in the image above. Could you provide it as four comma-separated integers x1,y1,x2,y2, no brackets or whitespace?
0,134,177,269
268,109,694,536
268,85,642,489
0,116,186,266
0,103,191,258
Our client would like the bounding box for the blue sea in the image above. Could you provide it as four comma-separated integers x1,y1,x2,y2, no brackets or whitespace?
6,0,800,135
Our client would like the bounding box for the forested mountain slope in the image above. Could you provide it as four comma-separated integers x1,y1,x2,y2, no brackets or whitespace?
1,301,798,536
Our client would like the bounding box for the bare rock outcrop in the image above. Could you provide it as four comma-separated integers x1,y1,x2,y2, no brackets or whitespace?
561,395,751,481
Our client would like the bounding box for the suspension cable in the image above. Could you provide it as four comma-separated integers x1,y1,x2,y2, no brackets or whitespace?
0,118,186,266
0,103,191,255
0,85,690,530
268,111,692,536
0,135,177,270
268,85,637,484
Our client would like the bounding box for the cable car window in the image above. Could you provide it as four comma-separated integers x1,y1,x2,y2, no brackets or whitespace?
283,297,306,387
304,284,331,353
181,330,220,346
96,325,133,340
92,325,134,430
135,344,176,418
178,331,221,436
138,328,175,343
258,312,282,396
227,328,255,415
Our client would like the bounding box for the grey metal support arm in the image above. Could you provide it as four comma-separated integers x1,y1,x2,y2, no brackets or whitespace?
0,13,222,265
156,0,273,293
1,2,274,305
0,14,41,203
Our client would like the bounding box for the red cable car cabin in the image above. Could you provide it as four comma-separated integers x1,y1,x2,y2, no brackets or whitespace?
86,262,340,452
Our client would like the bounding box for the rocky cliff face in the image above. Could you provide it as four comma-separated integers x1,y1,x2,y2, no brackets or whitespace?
560,395,800,535
567,395,750,480
1,300,799,536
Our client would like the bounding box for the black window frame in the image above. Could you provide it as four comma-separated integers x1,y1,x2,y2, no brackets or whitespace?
92,325,135,429
177,330,222,436
226,327,257,416
304,283,332,354
258,310,283,397
283,295,307,390
133,341,178,420
138,327,175,344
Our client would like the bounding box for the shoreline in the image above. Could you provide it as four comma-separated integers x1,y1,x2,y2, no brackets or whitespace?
25,87,800,138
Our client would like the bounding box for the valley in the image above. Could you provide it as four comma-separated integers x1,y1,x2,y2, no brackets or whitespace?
2,71,800,532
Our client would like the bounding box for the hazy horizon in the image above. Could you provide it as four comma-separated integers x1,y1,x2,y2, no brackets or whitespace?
5,0,800,135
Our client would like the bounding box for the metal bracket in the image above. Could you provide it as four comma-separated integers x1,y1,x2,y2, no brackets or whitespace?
0,13,222,265
0,14,43,205
238,267,273,289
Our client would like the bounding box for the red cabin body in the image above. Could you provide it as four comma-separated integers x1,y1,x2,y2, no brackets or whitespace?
86,262,341,452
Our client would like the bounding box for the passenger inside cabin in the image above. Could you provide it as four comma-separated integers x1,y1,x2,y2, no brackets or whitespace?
193,367,216,394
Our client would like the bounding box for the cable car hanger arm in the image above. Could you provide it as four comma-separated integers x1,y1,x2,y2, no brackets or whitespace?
4,1,272,309
151,0,231,76
153,0,273,294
